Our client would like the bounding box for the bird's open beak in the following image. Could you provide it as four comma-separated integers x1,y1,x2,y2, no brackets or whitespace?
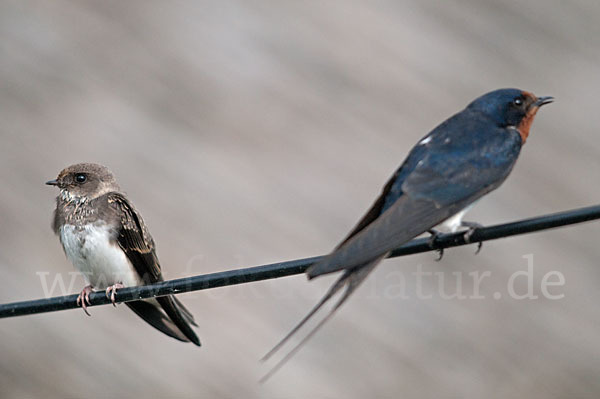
534,96,554,107
45,179,59,186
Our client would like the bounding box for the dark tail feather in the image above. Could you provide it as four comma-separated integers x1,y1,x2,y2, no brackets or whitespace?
156,295,201,346
126,300,190,342
260,261,379,383
173,296,198,327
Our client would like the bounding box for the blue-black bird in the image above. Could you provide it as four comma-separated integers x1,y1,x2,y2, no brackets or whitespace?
262,88,553,379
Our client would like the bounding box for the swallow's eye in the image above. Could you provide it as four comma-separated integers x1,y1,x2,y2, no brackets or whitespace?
513,98,523,107
75,174,87,183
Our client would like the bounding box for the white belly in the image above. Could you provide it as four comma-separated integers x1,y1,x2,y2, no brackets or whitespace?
435,204,474,233
60,223,142,289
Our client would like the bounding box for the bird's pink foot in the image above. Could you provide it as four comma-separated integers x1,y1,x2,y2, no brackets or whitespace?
76,285,94,316
105,282,125,306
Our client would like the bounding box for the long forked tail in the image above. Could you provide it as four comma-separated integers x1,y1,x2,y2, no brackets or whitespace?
260,259,382,383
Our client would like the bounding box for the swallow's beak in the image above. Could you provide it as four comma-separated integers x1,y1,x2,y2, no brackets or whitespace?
534,96,554,107
45,179,59,186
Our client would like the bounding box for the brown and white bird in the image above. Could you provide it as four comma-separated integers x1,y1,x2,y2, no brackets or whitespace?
47,163,200,345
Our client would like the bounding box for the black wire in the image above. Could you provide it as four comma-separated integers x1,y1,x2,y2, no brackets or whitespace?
1,204,599,319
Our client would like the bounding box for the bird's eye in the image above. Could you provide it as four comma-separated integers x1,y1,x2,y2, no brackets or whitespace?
75,174,87,183
513,98,523,106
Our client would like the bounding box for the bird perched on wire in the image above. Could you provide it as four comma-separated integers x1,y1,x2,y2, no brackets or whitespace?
261,88,553,380
47,163,200,346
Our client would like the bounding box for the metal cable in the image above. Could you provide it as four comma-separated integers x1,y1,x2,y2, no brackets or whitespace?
1,204,599,318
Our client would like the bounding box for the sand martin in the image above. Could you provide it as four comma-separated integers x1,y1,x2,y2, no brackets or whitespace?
47,163,200,345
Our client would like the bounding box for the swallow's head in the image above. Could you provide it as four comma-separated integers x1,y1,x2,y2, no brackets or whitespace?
46,163,120,200
467,88,553,143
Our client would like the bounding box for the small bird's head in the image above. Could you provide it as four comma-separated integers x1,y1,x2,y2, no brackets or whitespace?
467,88,553,143
46,163,120,201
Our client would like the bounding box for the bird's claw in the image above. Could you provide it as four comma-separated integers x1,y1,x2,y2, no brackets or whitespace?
427,229,444,261
105,283,125,306
76,285,94,316
462,221,484,255
474,241,483,254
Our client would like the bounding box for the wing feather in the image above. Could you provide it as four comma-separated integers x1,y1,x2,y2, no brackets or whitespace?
308,115,521,278
107,193,162,283
105,193,201,346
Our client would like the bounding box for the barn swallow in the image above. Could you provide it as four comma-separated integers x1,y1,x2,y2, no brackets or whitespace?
47,163,200,345
261,88,552,379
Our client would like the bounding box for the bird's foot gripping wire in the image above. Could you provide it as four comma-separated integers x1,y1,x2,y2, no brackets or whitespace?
105,282,125,307
427,229,444,261
76,285,94,316
461,221,484,254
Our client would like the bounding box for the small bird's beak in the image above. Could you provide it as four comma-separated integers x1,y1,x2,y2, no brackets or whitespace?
45,179,59,186
534,96,554,107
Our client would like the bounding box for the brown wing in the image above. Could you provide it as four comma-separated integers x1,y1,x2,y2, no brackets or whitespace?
105,192,201,346
106,192,162,283
51,203,61,234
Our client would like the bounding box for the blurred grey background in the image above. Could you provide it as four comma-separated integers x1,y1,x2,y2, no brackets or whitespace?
1,0,599,398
